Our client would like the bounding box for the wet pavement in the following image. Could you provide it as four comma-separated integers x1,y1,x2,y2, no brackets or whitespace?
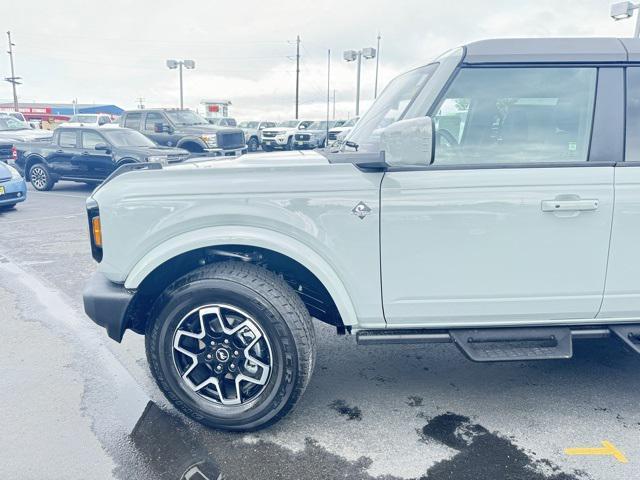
1,181,640,480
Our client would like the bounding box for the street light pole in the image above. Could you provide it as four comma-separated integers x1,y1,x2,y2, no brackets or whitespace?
167,59,195,109
344,47,376,118
611,2,640,37
355,51,362,116
374,32,381,98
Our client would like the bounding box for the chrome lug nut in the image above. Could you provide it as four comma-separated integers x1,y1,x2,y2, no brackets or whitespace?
215,365,223,372
206,354,212,360
229,364,236,371
223,339,230,345
233,350,239,356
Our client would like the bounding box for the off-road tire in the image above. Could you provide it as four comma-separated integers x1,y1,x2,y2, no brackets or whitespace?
145,261,316,431
247,137,259,152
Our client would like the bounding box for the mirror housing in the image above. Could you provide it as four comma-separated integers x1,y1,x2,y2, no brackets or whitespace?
380,116,434,167
154,122,172,133
94,143,109,151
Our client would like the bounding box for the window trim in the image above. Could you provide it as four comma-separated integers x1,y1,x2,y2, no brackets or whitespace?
426,64,603,171
58,129,79,148
81,130,108,150
124,112,143,130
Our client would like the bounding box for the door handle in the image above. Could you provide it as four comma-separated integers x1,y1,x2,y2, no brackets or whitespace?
55,149,64,153
541,199,599,212
81,151,90,155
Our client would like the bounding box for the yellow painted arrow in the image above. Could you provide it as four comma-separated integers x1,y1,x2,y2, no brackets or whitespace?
565,441,628,463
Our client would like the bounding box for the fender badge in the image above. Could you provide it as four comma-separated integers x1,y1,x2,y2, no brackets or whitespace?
352,201,372,219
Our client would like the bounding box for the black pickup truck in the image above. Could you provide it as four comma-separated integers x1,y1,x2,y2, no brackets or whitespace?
119,109,247,156
14,126,189,191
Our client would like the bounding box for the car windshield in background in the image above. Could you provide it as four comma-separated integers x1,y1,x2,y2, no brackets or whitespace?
165,110,209,126
239,121,259,128
103,129,157,147
333,120,346,127
0,117,29,131
342,117,358,127
308,121,329,130
70,115,98,123
277,120,299,128
348,63,439,152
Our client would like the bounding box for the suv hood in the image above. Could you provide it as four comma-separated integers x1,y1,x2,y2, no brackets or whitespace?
168,149,327,171
118,145,189,157
177,124,242,135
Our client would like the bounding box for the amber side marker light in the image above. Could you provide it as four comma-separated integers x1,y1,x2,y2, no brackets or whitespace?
92,216,102,247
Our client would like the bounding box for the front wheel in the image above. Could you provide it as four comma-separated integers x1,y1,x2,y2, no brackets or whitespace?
247,137,259,152
29,163,54,191
285,137,293,151
146,261,316,431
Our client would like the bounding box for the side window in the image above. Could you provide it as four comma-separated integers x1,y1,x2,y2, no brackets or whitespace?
58,130,77,148
82,131,105,149
433,67,597,165
124,112,142,129
626,68,640,162
144,112,165,131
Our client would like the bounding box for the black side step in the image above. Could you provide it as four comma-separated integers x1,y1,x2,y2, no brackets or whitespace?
449,327,572,362
610,325,640,354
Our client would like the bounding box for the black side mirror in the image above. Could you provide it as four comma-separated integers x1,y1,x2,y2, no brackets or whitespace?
98,118,107,126
94,143,109,151
155,122,171,133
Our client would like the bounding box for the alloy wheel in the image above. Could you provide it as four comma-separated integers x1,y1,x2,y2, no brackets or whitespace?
172,304,273,406
31,166,48,190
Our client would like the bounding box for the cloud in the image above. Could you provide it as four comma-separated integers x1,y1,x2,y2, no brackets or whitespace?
1,0,631,120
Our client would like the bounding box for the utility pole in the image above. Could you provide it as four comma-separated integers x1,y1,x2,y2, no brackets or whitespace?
326,49,330,144
5,31,20,112
295,35,300,119
137,97,145,109
374,32,381,98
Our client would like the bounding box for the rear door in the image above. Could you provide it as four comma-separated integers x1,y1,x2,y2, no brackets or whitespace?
47,129,80,176
381,66,620,328
600,67,640,319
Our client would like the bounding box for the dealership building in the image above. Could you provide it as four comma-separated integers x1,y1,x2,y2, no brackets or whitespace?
0,102,124,122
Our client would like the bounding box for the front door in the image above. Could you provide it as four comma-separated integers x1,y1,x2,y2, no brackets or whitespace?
78,130,114,180
381,65,615,327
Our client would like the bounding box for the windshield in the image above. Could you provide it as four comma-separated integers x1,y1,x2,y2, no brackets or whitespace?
0,116,29,131
70,115,98,123
277,120,299,128
165,110,209,126
347,64,439,152
103,129,157,147
308,121,329,130
239,121,259,128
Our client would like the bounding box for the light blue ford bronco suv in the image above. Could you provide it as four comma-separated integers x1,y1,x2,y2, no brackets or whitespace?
83,38,640,430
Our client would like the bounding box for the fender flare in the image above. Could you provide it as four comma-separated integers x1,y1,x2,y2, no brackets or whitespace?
24,154,48,179
124,226,359,325
176,136,208,151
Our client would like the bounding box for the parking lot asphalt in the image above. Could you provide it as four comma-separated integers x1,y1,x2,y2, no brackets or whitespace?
2,181,640,480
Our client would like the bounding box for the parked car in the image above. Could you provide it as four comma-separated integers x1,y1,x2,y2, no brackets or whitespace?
15,126,189,191
238,121,277,152
82,37,640,431
293,120,344,149
0,140,13,163
119,109,246,157
207,117,237,127
327,117,358,146
0,160,26,209
61,113,113,127
0,115,53,143
261,120,313,151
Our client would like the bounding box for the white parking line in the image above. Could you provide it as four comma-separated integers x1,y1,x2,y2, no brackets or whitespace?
0,213,83,224
28,190,89,199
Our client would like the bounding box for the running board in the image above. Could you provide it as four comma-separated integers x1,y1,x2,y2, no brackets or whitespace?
355,326,635,362
610,325,640,354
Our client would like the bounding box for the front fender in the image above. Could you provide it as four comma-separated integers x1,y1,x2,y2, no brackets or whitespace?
176,137,208,150
124,226,359,326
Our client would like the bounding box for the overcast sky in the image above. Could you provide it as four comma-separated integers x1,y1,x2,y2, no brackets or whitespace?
1,0,634,120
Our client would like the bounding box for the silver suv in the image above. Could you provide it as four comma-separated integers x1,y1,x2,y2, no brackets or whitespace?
84,37,640,431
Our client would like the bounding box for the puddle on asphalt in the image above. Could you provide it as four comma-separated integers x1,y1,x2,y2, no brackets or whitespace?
128,402,586,480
